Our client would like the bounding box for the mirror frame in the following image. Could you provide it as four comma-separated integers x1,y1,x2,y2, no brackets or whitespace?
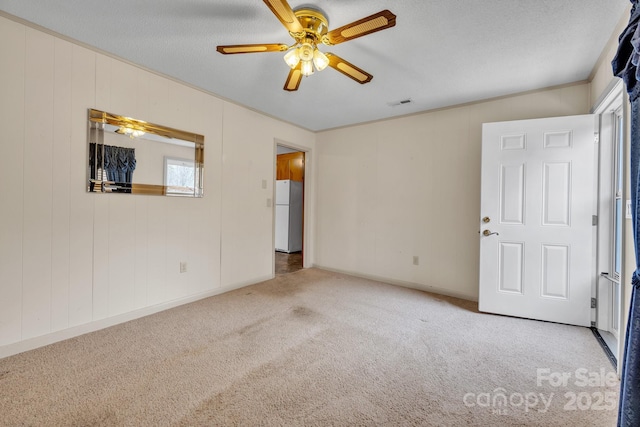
87,109,204,196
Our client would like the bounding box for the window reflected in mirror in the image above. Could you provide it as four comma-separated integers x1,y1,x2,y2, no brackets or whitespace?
165,157,197,196
87,109,204,197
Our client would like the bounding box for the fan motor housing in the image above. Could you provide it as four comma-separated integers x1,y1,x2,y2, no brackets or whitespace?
292,8,328,43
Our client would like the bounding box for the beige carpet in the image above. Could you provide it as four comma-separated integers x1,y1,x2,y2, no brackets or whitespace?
0,268,618,426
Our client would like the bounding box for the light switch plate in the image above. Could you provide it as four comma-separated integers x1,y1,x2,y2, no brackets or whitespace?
627,200,632,219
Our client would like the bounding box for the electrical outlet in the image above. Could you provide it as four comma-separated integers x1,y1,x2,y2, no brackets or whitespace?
413,256,419,266
262,179,267,189
180,262,187,273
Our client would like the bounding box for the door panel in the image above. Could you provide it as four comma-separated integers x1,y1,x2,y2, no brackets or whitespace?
499,242,524,294
479,114,596,327
541,244,569,299
542,162,571,226
500,164,525,224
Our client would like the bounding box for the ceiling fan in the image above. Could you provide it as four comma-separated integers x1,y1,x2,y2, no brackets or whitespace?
216,0,396,91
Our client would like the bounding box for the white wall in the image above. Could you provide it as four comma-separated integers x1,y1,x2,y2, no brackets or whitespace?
315,84,591,300
0,15,315,357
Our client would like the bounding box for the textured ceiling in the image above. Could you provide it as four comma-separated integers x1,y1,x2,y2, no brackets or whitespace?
0,0,630,131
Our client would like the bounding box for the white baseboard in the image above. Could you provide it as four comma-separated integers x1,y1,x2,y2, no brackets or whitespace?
311,264,478,302
0,275,274,359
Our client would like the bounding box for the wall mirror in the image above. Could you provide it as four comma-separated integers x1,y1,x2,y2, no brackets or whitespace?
87,109,204,197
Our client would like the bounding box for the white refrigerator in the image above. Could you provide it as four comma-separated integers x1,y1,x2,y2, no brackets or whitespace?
275,180,303,253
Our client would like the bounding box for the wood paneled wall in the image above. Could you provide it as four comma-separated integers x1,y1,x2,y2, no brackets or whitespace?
0,15,316,354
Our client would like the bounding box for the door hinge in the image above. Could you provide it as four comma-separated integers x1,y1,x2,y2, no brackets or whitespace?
594,132,600,144
592,215,598,226
591,297,597,309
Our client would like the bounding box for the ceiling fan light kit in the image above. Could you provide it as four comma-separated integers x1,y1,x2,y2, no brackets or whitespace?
116,126,145,138
216,0,396,91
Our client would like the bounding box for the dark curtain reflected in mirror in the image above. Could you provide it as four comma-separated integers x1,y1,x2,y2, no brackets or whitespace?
89,143,136,193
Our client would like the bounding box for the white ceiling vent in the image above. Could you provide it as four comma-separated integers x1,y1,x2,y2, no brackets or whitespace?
387,98,412,107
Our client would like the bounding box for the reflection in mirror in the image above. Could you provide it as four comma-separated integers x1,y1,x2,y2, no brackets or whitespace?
87,109,204,197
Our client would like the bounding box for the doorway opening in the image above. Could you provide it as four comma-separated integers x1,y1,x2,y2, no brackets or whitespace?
275,144,305,275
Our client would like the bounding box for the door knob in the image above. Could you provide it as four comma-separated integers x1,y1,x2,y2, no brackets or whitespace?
482,217,491,223
482,230,499,236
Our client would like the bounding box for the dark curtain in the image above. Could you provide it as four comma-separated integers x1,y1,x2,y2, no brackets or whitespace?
89,143,137,192
103,145,136,183
613,1,640,425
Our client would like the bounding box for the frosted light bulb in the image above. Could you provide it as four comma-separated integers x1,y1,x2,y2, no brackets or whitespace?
301,60,314,77
283,49,300,69
313,49,329,71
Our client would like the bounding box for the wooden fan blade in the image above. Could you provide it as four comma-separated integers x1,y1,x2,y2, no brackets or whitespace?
326,53,373,84
263,0,304,34
217,44,289,54
284,62,302,91
325,10,396,45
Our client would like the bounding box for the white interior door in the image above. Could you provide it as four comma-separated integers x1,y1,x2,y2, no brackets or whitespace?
479,115,597,327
